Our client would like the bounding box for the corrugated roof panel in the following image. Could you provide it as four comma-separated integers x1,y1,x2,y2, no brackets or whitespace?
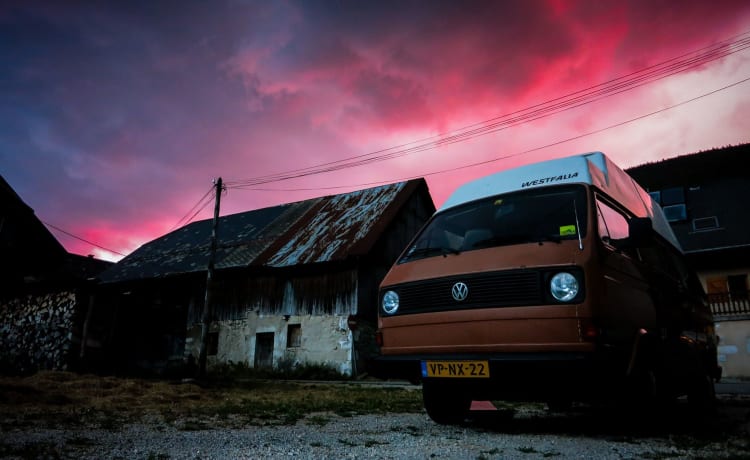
100,202,299,283
99,180,418,283
267,182,407,266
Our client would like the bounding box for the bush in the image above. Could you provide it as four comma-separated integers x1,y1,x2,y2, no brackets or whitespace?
209,359,349,382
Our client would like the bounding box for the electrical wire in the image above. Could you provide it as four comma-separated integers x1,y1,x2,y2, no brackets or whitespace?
225,30,750,188
228,75,750,193
42,221,126,257
169,184,216,231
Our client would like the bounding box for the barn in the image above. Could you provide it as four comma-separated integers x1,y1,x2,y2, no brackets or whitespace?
93,179,433,376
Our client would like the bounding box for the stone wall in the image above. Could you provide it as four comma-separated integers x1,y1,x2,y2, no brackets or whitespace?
185,313,355,376
0,291,78,373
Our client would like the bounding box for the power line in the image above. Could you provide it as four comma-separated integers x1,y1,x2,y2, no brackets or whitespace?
43,221,126,257
228,75,750,193
225,29,750,188
170,184,216,231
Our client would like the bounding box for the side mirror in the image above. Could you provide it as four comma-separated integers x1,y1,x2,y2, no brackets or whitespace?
628,217,654,248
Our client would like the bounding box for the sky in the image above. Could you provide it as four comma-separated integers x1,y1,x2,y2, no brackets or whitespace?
2,0,750,262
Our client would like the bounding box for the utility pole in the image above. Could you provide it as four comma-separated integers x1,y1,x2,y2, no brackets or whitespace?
197,177,223,379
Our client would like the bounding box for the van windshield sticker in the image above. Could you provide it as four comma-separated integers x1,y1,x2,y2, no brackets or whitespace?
559,225,577,236
521,172,578,188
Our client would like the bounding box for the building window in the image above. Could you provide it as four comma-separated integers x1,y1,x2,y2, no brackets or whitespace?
728,274,748,300
662,204,687,223
692,216,719,232
648,191,661,204
287,324,302,348
207,332,219,356
660,187,685,206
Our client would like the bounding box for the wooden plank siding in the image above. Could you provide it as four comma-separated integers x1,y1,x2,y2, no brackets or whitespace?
187,269,359,323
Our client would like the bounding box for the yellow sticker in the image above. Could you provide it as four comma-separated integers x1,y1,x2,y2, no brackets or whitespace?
494,199,503,205
559,225,577,236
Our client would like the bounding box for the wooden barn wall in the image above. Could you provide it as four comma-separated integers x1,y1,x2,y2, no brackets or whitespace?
357,189,435,322
191,268,359,323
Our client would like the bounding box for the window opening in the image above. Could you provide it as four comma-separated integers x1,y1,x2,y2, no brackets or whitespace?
595,198,629,243
648,191,661,205
207,332,219,356
661,187,685,206
287,324,302,348
692,216,719,231
728,274,748,301
662,204,687,223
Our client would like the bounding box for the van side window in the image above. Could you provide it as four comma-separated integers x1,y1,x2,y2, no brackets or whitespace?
638,238,684,284
595,197,629,245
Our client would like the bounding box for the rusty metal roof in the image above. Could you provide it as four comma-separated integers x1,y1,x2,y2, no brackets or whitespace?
99,179,427,283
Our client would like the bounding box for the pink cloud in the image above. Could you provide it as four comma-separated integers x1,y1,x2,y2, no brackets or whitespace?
4,0,750,261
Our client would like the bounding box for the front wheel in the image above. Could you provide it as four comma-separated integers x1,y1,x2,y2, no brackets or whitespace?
422,381,471,425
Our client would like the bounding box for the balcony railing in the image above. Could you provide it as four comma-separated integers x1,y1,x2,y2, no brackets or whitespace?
709,291,750,318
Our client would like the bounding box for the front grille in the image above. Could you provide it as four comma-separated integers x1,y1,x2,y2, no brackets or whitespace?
385,269,545,315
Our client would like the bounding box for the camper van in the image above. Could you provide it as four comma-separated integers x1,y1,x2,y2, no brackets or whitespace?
375,152,720,424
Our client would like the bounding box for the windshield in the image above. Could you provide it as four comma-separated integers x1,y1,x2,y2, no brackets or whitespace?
399,185,588,263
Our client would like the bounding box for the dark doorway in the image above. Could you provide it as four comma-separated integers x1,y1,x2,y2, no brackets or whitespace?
255,332,274,369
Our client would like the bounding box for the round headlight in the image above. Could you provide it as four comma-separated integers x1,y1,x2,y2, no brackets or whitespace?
382,290,399,314
550,272,579,302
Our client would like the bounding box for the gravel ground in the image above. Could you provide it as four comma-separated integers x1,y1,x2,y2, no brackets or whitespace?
2,399,749,460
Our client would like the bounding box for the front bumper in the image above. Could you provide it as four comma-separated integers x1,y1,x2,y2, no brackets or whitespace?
369,351,623,400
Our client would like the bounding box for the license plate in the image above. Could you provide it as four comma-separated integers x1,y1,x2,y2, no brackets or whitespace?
421,360,490,378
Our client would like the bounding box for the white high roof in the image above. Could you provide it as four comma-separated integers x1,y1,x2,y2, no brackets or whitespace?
439,152,681,251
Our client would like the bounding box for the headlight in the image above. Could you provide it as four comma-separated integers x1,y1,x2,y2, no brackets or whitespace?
550,272,579,302
382,290,399,314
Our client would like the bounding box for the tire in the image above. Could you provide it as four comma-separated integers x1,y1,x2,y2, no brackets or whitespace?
422,381,471,425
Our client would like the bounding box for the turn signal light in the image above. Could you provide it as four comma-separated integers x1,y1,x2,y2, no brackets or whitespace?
580,320,598,341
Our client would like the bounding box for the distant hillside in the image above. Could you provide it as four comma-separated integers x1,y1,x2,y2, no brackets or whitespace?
626,143,750,190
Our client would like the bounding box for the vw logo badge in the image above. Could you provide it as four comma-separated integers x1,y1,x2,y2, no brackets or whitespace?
451,282,469,301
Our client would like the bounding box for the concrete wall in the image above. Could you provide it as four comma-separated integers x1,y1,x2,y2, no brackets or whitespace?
0,291,78,373
698,269,750,379
186,312,355,376
716,319,750,379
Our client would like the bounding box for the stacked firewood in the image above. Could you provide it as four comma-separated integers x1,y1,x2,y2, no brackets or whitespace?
0,291,77,373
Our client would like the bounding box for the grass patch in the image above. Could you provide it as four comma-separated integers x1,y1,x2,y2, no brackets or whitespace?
0,441,62,459
210,360,349,381
0,371,422,429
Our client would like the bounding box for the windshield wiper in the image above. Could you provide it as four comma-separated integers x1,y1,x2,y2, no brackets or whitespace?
470,233,562,249
534,234,562,245
403,246,459,261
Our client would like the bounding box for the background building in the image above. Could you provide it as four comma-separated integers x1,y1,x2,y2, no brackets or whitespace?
628,144,750,378
94,179,434,376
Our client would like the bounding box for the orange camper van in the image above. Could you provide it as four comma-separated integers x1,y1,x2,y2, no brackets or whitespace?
375,152,720,424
